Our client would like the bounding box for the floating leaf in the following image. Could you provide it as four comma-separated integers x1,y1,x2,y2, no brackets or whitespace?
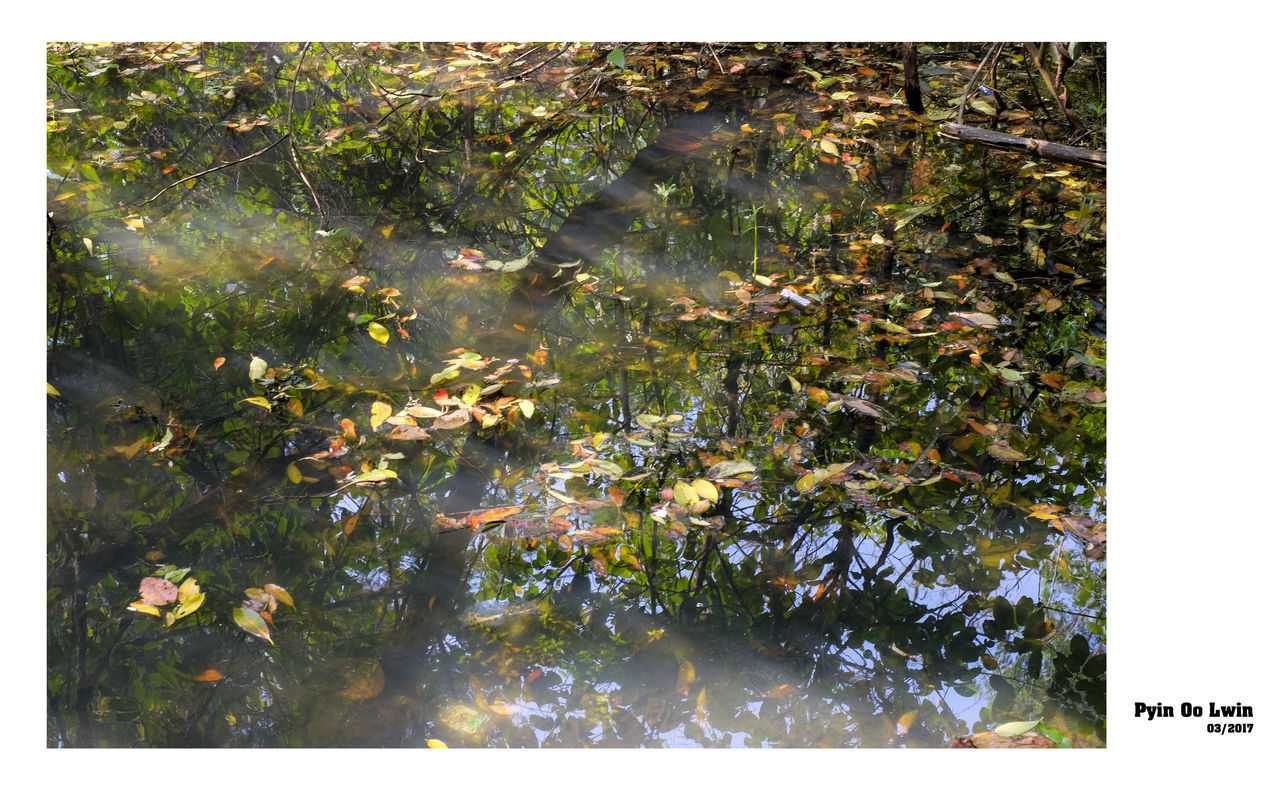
127,600,162,617
248,355,268,381
949,311,1000,328
673,480,698,506
606,47,626,69
370,400,392,430
233,606,273,644
367,321,390,344
993,720,1040,738
691,478,718,503
139,576,178,606
240,396,272,410
176,576,200,601
337,418,357,441
263,583,294,609
705,459,756,479
190,669,224,682
432,408,472,430
471,505,523,526
353,468,398,484
172,591,205,619
426,739,448,749
389,424,432,440
819,138,839,155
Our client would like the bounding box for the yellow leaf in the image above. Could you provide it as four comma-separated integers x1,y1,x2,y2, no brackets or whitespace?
819,139,839,155
691,478,718,503
177,577,201,601
368,321,390,344
380,225,394,239
673,480,697,506
240,396,272,410
127,600,162,617
263,583,294,609
426,739,448,749
353,468,398,484
172,591,205,619
47,382,61,396
370,400,392,430
286,463,302,484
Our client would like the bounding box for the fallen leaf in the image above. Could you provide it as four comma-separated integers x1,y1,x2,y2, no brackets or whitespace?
233,606,273,644
263,583,294,609
370,401,392,430
190,669,224,682
949,311,1000,328
248,355,268,381
139,577,178,606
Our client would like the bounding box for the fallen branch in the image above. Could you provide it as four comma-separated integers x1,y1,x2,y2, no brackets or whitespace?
938,122,1105,170
135,134,291,206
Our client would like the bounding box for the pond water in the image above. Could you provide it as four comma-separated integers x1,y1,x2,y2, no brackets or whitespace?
47,42,1106,747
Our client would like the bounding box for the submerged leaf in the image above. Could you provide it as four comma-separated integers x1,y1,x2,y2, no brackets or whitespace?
367,321,390,344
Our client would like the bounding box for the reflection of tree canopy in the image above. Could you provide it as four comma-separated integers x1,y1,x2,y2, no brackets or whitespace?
48,42,1105,747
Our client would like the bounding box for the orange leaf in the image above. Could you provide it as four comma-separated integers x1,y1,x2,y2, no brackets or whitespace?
213,356,226,370
340,418,356,439
190,669,224,682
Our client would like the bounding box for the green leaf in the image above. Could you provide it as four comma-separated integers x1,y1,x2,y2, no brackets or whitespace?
367,321,390,344
606,47,626,69
233,606,273,645
673,480,697,506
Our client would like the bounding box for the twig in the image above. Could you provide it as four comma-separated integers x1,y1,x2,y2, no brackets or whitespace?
507,43,572,81
286,43,329,229
135,134,291,206
1024,43,1085,132
955,42,1003,127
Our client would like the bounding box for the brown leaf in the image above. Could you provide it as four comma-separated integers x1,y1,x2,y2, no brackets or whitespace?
139,577,178,606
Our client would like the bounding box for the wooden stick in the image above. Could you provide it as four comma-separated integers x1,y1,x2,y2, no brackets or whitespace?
938,122,1105,170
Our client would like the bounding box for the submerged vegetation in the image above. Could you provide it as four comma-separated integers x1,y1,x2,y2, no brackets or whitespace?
47,42,1105,747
